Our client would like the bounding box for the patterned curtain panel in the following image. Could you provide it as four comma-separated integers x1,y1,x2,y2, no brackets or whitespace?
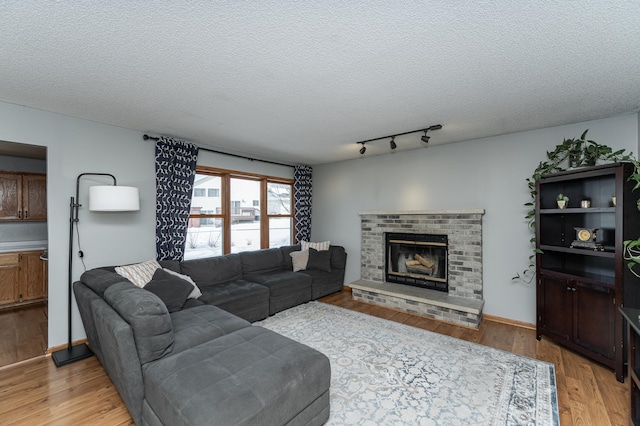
155,137,199,261
294,165,313,243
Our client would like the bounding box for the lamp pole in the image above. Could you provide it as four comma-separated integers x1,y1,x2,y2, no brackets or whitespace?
52,173,117,367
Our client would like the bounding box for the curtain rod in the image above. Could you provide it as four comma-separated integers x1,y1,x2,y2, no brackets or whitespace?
143,134,295,169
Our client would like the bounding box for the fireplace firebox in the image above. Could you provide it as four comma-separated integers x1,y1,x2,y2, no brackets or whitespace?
385,232,448,292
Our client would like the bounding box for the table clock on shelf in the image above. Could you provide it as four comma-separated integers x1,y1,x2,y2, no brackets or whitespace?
570,227,604,251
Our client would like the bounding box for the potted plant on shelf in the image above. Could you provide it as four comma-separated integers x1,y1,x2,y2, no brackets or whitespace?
513,129,640,283
556,193,569,209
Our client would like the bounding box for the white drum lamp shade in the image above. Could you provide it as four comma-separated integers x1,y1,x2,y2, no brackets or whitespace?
89,185,140,212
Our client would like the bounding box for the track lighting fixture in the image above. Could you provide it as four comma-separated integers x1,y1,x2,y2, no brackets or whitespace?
359,142,367,155
354,124,442,155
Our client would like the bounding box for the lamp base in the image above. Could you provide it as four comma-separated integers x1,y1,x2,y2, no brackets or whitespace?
52,343,94,367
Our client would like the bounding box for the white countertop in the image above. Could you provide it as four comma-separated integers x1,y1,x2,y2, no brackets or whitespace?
0,240,48,253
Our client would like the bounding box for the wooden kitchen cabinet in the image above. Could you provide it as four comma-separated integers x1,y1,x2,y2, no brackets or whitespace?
0,253,20,306
0,172,46,221
0,250,47,307
20,251,47,301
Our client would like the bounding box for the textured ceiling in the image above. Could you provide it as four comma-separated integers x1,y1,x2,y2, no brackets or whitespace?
1,1,640,165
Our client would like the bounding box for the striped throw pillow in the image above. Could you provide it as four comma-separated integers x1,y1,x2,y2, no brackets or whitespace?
115,259,161,288
301,240,330,251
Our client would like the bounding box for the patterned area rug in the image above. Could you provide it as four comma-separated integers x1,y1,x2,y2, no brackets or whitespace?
256,302,559,426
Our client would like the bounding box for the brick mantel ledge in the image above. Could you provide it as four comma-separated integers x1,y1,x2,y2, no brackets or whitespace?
359,209,485,216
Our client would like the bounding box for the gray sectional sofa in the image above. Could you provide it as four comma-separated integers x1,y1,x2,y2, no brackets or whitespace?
74,244,347,425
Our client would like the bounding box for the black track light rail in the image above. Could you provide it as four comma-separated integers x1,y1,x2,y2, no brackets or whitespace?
354,124,442,146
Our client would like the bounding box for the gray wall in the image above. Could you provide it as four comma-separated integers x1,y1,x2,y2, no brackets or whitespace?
311,113,640,324
0,101,293,350
0,154,48,242
0,101,157,349
0,96,636,347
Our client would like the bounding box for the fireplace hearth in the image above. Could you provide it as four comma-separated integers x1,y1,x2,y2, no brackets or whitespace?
386,232,448,292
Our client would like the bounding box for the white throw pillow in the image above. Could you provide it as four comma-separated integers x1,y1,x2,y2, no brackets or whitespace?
115,259,161,288
301,240,330,251
163,268,202,299
290,250,310,272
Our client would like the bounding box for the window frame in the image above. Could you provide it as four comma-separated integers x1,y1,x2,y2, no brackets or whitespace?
188,166,294,255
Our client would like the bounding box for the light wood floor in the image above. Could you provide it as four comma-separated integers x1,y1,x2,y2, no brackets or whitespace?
0,289,630,425
0,302,48,368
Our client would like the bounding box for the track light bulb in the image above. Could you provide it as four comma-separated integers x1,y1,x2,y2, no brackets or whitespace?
359,143,366,155
390,137,397,150
421,131,430,143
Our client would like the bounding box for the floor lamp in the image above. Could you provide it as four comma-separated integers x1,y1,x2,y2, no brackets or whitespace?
52,173,140,367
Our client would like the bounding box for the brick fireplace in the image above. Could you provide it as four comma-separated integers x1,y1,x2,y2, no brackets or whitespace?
351,210,485,328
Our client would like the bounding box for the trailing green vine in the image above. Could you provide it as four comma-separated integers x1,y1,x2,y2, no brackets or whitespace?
513,129,640,283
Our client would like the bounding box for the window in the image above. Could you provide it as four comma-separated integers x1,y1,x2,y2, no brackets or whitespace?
185,167,294,260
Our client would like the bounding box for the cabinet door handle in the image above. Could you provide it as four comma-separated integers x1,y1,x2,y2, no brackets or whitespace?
25,210,28,219
17,210,21,219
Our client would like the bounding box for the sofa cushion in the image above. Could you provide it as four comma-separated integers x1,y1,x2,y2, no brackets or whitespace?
301,240,330,251
115,259,161,287
162,268,202,299
239,248,285,274
279,244,301,270
198,280,270,316
144,269,193,313
169,305,250,354
104,282,174,364
80,269,130,297
180,254,243,288
306,248,331,272
329,245,347,270
142,326,331,426
290,249,309,272
243,271,311,298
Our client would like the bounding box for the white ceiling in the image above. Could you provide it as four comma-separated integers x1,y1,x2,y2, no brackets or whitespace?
2,1,640,165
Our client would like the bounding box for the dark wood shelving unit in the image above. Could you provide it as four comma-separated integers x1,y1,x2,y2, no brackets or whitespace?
536,162,640,383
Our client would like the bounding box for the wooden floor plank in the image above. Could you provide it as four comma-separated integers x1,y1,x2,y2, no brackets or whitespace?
0,289,630,424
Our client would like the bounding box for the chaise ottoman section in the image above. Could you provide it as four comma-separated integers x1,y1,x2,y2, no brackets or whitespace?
142,326,331,426
170,305,251,353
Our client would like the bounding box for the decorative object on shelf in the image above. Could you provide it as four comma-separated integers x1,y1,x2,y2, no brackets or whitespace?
571,227,603,251
355,124,443,155
612,193,617,206
580,199,591,208
52,173,140,368
556,193,569,209
513,128,640,284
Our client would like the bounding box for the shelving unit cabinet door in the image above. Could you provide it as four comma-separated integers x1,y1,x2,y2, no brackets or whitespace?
539,274,573,342
574,282,615,360
22,174,46,221
19,251,46,302
0,173,22,220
